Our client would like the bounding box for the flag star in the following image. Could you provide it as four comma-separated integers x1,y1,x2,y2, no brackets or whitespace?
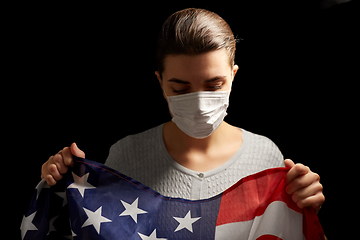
47,216,58,235
82,206,112,234
119,197,147,223
20,211,38,240
67,172,95,197
55,191,67,207
138,229,167,240
64,221,77,239
173,210,201,233
64,229,77,239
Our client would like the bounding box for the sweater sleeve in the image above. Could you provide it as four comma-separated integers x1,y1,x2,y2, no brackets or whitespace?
241,129,285,170
104,138,126,171
269,138,285,167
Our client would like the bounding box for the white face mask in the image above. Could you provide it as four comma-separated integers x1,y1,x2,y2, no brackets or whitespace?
166,86,231,139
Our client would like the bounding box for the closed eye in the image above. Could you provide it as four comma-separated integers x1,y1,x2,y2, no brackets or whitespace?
173,88,190,94
206,82,224,91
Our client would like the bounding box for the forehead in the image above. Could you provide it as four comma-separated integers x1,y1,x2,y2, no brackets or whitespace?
162,49,232,82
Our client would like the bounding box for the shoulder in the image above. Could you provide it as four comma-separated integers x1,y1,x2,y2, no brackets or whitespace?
110,124,162,151
105,124,163,169
241,129,285,167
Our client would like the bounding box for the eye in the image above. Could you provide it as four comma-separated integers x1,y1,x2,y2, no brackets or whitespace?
173,88,190,94
207,83,223,91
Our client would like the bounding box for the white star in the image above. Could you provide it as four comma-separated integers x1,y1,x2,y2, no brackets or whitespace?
64,221,77,239
20,211,38,240
173,210,201,233
138,229,167,240
64,231,76,240
67,172,95,197
82,206,112,234
47,216,58,235
119,197,147,223
55,191,67,207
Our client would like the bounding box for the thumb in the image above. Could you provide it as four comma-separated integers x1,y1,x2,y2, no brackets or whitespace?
70,142,85,158
284,159,295,168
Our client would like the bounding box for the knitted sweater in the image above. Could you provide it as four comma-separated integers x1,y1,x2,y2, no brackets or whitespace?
105,124,284,200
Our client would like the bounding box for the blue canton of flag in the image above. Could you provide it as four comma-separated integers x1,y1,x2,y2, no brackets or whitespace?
21,157,221,239
21,157,324,240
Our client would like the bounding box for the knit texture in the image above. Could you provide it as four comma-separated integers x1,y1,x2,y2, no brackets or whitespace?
105,124,284,200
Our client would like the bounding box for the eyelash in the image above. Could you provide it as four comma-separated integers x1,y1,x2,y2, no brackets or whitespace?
173,85,222,94
173,89,189,94
172,84,223,94
210,85,222,90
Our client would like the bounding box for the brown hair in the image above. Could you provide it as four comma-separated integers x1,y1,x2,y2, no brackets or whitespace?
156,8,236,77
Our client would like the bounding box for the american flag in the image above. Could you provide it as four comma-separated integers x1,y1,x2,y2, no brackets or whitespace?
21,157,324,239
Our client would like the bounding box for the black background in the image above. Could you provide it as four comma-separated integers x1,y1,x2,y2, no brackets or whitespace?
15,1,358,239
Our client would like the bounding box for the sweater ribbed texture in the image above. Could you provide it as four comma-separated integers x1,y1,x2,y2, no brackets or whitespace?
105,124,284,200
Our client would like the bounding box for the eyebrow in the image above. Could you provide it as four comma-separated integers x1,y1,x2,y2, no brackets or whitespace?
168,76,226,84
168,78,190,84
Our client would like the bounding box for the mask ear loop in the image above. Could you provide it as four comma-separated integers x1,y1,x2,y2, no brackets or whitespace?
227,69,236,93
226,75,233,94
162,87,170,99
160,80,169,99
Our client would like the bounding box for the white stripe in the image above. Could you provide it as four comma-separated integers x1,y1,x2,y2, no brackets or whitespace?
215,201,305,240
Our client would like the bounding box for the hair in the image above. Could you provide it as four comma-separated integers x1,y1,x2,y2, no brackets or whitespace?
156,8,237,77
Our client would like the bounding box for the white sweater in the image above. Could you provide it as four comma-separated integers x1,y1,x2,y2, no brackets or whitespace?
105,124,284,200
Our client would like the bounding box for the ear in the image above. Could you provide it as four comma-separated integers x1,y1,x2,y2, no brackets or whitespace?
230,65,239,93
155,71,162,86
155,71,168,100
232,65,239,80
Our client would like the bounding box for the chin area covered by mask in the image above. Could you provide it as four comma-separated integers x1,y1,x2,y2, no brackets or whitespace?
166,87,231,139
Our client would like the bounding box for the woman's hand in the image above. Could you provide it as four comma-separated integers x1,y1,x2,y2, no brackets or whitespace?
41,142,85,186
284,159,325,212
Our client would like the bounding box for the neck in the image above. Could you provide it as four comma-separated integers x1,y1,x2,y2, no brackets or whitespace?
163,121,231,153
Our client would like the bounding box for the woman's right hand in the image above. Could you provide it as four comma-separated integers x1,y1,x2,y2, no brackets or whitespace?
41,142,85,186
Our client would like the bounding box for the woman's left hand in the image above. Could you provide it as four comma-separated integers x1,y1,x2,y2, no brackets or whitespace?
284,159,325,212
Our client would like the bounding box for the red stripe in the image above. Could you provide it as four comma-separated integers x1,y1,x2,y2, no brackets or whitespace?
303,207,326,240
216,167,301,226
256,235,283,240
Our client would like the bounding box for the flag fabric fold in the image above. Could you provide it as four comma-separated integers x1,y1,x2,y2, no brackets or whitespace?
21,157,324,240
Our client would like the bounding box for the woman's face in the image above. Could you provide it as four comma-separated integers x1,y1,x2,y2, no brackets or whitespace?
156,49,238,97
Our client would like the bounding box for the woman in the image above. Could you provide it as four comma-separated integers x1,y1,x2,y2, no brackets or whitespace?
41,8,324,212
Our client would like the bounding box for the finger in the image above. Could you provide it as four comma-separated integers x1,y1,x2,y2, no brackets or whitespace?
286,170,318,195
48,163,62,181
71,142,85,158
53,153,68,174
41,156,53,178
284,159,295,168
296,191,325,210
285,163,310,185
44,174,57,186
62,147,74,167
291,181,323,203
